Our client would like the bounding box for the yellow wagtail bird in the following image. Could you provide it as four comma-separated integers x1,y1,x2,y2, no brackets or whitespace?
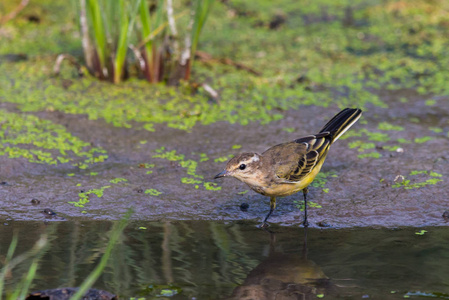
214,108,362,227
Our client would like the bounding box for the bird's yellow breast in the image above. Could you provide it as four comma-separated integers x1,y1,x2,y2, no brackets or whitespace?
255,158,326,197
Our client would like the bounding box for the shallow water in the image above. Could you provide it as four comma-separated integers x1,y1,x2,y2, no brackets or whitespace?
1,221,449,299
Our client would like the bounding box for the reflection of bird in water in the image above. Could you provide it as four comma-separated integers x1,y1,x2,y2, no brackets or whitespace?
226,229,333,300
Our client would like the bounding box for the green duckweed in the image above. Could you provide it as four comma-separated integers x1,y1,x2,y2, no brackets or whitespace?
0,110,107,168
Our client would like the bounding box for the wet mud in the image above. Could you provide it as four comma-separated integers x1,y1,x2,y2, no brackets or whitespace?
1,91,448,228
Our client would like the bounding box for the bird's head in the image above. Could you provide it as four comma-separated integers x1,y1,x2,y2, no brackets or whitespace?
214,153,261,182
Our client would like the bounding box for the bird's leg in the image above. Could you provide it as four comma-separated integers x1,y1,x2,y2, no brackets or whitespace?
261,196,276,228
302,226,308,259
302,187,309,227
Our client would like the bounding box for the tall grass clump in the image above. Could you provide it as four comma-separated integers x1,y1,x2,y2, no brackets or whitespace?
78,0,214,84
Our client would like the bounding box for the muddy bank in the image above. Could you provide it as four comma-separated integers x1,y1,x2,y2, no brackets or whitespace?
2,0,449,228
1,94,448,228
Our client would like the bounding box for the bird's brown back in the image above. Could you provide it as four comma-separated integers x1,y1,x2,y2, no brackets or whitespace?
262,132,332,184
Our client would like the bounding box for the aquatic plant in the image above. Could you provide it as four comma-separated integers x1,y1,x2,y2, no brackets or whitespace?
145,188,162,195
3,0,449,135
0,213,131,300
0,110,108,168
0,234,48,300
70,211,131,300
152,147,221,191
69,177,135,210
392,170,443,189
78,0,213,84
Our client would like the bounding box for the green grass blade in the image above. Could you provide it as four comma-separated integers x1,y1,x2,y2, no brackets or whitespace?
154,0,165,30
5,234,18,263
114,0,141,83
20,260,39,300
79,0,209,84
138,11,187,49
0,234,18,300
139,0,153,81
70,211,132,300
187,0,213,79
139,0,152,53
0,234,48,300
9,259,39,300
101,0,118,46
113,0,129,83
19,260,39,300
191,0,213,58
86,0,107,77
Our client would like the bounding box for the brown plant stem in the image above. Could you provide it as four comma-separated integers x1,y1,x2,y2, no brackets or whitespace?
195,51,262,76
53,54,84,76
79,0,94,73
0,0,29,25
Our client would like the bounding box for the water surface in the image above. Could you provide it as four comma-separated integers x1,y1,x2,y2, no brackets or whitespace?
1,221,448,299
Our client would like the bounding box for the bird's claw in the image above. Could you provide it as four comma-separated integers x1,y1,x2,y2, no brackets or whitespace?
260,222,270,228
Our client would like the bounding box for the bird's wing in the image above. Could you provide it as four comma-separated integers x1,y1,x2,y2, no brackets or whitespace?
264,133,332,183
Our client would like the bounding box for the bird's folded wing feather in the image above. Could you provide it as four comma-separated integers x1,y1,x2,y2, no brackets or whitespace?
265,133,331,183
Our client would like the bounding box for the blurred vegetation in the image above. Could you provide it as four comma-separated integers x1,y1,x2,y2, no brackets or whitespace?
1,222,449,298
0,233,48,300
0,110,108,168
0,0,448,166
1,0,449,127
75,0,212,84
0,213,130,300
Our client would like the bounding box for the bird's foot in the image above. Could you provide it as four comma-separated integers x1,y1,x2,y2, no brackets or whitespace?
303,220,309,228
260,222,270,228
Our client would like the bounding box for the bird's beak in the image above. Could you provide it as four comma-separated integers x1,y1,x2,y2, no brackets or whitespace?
214,170,229,179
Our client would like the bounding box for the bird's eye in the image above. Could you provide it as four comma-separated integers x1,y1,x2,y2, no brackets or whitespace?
239,164,246,170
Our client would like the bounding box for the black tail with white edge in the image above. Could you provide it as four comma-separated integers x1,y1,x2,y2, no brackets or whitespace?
319,108,363,143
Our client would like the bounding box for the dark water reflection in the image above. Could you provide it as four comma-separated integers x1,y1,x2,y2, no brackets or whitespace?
1,221,449,299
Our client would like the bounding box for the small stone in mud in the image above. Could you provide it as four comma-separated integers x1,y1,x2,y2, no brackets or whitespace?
317,221,331,228
0,181,8,185
31,199,41,205
240,203,249,212
42,208,56,216
137,189,144,193
443,211,449,220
